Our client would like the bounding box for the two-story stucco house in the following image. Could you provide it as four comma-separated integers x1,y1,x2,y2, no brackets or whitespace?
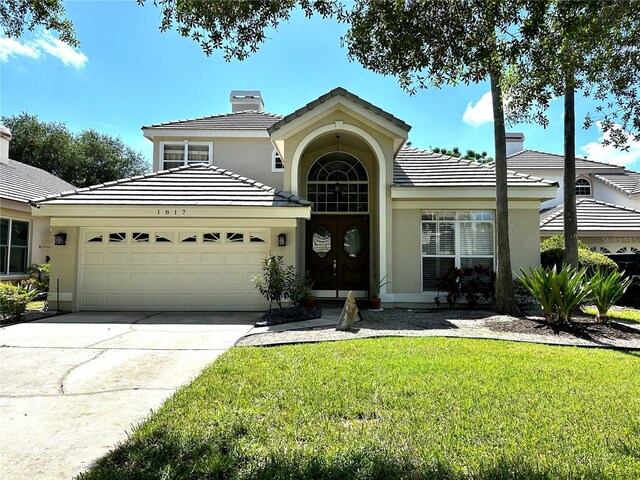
503,133,640,256
1,126,75,281
31,88,556,311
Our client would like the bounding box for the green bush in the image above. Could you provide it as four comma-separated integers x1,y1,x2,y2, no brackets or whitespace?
435,266,495,309
25,263,51,293
0,282,34,322
518,264,591,326
588,269,633,323
253,256,306,309
541,235,589,252
541,248,617,272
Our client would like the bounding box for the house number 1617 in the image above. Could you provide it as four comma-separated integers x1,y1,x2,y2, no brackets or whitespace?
157,209,186,215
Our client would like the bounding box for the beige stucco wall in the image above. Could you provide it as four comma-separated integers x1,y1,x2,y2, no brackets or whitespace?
47,225,79,311
390,202,542,304
151,136,284,190
1,200,52,280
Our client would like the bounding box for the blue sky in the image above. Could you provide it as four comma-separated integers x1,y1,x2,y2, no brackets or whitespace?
1,1,639,170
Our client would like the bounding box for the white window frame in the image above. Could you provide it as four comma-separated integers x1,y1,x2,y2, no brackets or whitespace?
0,217,31,276
272,149,284,172
160,140,213,170
420,211,495,292
575,177,591,196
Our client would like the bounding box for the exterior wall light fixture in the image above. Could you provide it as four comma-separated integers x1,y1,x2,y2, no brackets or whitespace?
277,233,287,247
54,232,67,246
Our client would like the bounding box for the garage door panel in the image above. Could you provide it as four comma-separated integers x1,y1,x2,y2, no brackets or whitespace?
224,252,246,265
130,252,151,265
201,252,222,265
105,272,127,288
80,228,270,311
130,272,151,288
176,252,199,265
82,272,104,289
83,252,104,266
106,253,128,265
153,253,175,265
152,272,175,288
175,272,197,288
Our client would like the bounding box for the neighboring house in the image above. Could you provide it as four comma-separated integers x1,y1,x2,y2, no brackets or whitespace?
504,133,640,255
31,88,556,311
0,125,75,281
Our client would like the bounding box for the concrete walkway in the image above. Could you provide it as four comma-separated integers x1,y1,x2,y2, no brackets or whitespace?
0,311,257,480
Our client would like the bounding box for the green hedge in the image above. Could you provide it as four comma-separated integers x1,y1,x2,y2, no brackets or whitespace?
541,235,589,252
541,248,617,272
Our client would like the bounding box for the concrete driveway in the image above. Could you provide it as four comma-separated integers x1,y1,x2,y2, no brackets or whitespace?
0,311,258,480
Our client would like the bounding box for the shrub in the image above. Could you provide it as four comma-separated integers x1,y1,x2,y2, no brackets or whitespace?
541,248,617,273
435,266,495,309
588,269,633,323
518,264,591,326
25,263,51,293
254,256,293,310
0,282,37,322
541,235,589,252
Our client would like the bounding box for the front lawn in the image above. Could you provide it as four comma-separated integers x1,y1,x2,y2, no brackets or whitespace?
78,338,640,479
582,305,640,324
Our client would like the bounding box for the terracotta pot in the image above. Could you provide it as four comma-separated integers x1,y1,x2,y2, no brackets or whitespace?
370,297,381,309
304,296,317,308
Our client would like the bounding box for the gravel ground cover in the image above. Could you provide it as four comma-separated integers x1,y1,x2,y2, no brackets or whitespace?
237,308,640,349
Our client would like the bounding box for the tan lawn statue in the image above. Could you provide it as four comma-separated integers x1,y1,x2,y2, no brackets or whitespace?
336,291,358,331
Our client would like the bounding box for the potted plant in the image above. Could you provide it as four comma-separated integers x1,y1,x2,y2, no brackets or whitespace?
302,272,316,308
370,273,390,310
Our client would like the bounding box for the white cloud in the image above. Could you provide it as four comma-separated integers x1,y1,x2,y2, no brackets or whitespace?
36,32,88,69
0,31,87,69
462,91,494,127
580,122,640,170
0,37,40,62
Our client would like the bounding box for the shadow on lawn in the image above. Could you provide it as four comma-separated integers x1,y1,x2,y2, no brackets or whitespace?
77,427,591,480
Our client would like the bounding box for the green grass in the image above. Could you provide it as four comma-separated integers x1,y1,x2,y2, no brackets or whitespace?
78,338,640,480
582,305,640,323
26,300,46,311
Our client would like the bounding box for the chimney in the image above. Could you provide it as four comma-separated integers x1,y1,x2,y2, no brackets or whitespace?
505,132,524,156
229,90,264,112
0,125,11,164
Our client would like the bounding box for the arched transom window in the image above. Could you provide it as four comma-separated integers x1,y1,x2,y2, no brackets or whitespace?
576,178,591,196
307,152,368,212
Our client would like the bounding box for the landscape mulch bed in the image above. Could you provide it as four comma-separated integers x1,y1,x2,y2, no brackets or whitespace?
486,314,640,341
256,306,322,326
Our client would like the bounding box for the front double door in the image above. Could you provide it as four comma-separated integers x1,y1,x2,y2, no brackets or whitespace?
306,215,369,298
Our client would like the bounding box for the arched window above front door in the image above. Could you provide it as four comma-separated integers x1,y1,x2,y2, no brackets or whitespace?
307,152,368,212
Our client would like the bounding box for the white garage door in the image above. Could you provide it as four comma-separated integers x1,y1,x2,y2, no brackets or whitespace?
78,228,270,311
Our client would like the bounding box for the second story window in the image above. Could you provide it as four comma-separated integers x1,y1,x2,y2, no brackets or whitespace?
161,141,213,170
576,178,591,196
272,149,284,172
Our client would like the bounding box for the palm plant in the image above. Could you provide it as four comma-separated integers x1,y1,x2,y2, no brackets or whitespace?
519,266,558,324
588,270,632,323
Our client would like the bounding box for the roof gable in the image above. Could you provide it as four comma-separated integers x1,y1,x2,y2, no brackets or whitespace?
393,147,557,188
267,87,411,135
505,150,622,171
592,171,640,196
540,198,640,232
31,164,310,208
142,110,283,131
0,159,75,204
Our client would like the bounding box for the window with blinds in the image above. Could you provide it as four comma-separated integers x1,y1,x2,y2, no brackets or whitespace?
161,142,212,169
421,211,495,291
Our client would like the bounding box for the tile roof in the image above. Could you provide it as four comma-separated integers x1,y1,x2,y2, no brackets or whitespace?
31,164,311,208
540,199,640,232
592,171,640,196
505,150,622,171
268,87,411,134
143,110,283,130
393,147,558,188
0,159,75,204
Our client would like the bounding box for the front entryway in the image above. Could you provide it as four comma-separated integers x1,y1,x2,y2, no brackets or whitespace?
306,215,369,297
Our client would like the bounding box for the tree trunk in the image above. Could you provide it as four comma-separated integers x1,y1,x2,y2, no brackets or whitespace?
491,72,522,316
564,73,578,267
